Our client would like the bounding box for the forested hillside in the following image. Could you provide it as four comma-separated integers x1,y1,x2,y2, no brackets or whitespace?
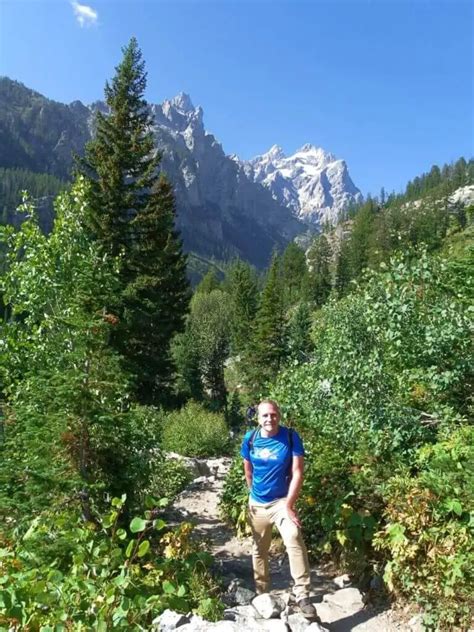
0,40,472,630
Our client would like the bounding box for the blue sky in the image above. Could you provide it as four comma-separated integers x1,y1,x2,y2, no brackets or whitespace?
0,0,472,196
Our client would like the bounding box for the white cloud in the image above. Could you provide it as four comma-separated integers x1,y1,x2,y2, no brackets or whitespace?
71,1,98,28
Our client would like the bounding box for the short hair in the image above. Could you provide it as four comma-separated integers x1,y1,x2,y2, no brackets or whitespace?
258,399,281,415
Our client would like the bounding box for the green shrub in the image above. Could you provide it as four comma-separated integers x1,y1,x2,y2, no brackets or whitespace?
162,401,230,457
270,250,472,579
374,426,474,631
0,496,222,630
219,450,250,537
150,458,193,500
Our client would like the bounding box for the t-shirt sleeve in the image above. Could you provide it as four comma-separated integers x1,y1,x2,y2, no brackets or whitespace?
241,431,252,460
291,430,305,456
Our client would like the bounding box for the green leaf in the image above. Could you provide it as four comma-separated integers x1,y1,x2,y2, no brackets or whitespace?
137,540,150,558
162,579,176,594
125,539,135,557
116,528,127,541
130,517,148,533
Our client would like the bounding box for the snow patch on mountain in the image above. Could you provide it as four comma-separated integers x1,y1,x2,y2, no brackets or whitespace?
243,144,363,226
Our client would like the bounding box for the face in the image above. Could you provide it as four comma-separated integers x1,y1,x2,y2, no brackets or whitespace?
258,402,280,435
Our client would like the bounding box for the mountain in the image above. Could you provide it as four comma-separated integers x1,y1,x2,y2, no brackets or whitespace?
147,92,304,266
241,144,363,227
0,77,362,266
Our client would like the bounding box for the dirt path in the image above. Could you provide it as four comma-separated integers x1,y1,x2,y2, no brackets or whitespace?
165,459,414,632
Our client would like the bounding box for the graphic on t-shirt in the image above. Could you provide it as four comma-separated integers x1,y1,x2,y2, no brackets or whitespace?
254,447,279,460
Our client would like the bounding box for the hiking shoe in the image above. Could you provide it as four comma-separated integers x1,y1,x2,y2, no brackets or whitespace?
297,597,319,620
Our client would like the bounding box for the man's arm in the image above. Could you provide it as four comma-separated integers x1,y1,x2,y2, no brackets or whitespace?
286,456,304,526
243,458,253,489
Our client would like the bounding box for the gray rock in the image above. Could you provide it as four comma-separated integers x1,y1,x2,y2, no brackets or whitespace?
154,609,190,631
252,593,286,619
234,586,257,605
322,587,364,612
223,604,260,622
305,623,329,632
286,612,311,632
332,573,351,589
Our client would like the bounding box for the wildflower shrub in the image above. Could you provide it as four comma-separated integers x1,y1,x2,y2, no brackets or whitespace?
162,401,230,457
374,426,474,630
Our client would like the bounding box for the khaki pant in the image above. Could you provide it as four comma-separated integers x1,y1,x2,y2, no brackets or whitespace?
247,497,311,600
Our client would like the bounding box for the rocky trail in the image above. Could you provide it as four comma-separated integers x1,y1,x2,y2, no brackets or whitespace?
159,456,420,632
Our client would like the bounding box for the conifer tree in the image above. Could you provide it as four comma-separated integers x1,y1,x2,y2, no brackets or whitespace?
195,269,221,294
77,38,189,404
335,236,352,297
305,234,332,307
280,242,307,308
347,198,378,276
225,259,258,357
247,254,286,392
286,302,313,363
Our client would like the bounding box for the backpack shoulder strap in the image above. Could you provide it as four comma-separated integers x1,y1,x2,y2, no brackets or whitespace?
288,427,294,453
248,428,259,453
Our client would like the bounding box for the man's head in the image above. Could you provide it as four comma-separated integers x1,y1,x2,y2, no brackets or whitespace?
257,399,281,436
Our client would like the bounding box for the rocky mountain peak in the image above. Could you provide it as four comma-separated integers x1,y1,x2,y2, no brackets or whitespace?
169,92,195,114
244,144,362,226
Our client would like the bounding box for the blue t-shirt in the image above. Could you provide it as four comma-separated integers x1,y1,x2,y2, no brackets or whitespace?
241,426,304,503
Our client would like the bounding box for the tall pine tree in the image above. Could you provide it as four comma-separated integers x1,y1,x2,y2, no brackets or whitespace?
77,38,189,405
246,254,286,393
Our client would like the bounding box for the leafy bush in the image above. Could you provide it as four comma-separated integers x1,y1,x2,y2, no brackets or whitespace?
0,496,223,630
269,250,472,577
374,426,474,631
219,450,250,537
162,401,230,457
150,458,193,501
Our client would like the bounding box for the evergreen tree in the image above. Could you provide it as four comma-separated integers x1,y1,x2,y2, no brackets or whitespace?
286,302,313,363
76,38,189,405
335,236,352,297
120,176,190,404
280,242,307,307
225,259,258,357
347,198,378,276
195,268,221,294
77,38,157,254
305,234,332,307
247,254,286,392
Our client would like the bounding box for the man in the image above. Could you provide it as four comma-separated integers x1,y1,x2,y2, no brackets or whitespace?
241,399,318,619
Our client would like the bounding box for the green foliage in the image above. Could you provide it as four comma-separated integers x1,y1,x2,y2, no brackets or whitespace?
269,249,472,577
0,167,66,226
280,242,308,308
161,401,230,458
286,302,313,363
0,182,167,520
374,426,474,630
76,38,189,406
195,269,221,294
174,290,232,407
305,233,332,306
246,253,286,394
150,458,193,501
224,259,258,358
0,496,222,629
219,452,250,537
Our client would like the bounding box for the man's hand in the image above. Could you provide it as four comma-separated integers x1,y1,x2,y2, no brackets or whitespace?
286,505,301,527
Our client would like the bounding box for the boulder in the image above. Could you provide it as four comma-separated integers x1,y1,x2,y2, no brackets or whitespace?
322,587,364,611
153,609,190,631
252,593,286,619
332,574,351,589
